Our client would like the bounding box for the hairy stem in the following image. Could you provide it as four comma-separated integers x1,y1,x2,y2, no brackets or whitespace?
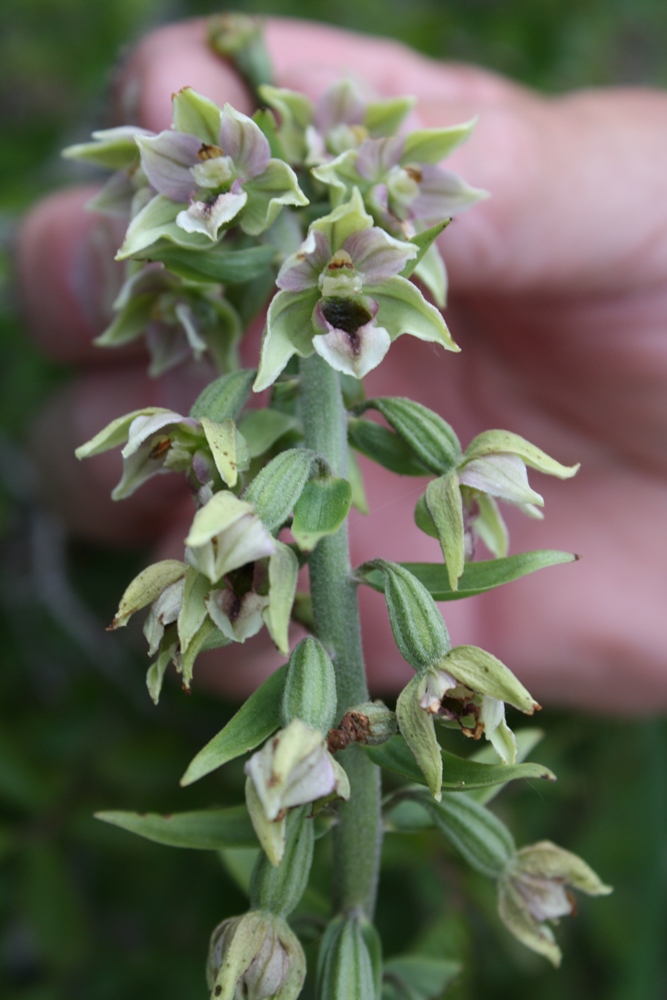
299,354,382,917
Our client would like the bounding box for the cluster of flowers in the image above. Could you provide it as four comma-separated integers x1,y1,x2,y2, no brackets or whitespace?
69,55,609,997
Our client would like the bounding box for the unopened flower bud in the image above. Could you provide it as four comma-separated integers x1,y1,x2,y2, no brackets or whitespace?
206,911,305,1000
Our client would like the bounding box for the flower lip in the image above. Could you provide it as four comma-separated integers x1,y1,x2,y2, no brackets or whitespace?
319,296,375,336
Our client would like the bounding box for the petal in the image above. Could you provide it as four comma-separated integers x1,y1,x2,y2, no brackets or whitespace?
174,302,207,356
135,131,201,201
315,79,366,132
356,136,403,182
410,165,487,222
458,454,544,506
254,289,318,392
219,103,271,178
371,275,459,350
343,226,416,283
276,229,330,292
206,589,268,643
121,411,193,458
177,189,247,240
463,430,580,479
117,194,212,258
400,120,477,165
481,696,517,764
311,187,374,253
313,317,391,379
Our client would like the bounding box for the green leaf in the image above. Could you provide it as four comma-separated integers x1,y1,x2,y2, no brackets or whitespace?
139,243,277,283
469,728,545,805
180,617,221,688
401,120,477,164
257,84,313,163
238,408,300,458
347,417,430,476
361,550,578,601
400,221,450,280
180,664,287,785
190,369,255,422
95,807,257,850
368,736,554,791
201,416,249,488
420,791,516,878
292,476,352,550
355,398,461,475
243,448,319,533
254,287,318,391
62,126,142,170
383,955,461,1000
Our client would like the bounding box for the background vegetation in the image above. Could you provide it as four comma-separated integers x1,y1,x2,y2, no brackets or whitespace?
1,1,666,998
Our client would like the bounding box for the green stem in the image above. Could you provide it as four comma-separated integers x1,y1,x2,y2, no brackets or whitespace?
299,354,382,917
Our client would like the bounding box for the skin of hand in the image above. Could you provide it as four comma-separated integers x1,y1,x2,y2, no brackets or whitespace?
17,18,667,712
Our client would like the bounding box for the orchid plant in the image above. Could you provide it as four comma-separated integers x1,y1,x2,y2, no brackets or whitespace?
66,16,610,999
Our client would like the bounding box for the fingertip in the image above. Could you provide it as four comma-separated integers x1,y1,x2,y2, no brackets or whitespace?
114,19,254,131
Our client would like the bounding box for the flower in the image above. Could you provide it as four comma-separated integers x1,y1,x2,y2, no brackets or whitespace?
254,189,458,390
207,911,306,1000
96,263,241,376
498,841,612,966
259,77,416,166
415,429,580,589
125,91,307,250
313,129,485,232
185,491,277,583
75,405,253,499
244,719,350,864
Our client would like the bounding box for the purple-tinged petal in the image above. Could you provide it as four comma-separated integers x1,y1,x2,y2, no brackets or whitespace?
176,189,247,240
122,411,193,458
410,164,487,221
314,79,365,132
356,135,404,182
343,226,416,283
135,131,200,201
219,104,271,178
276,229,331,291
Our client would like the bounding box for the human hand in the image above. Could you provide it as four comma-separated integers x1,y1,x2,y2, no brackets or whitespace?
18,18,667,711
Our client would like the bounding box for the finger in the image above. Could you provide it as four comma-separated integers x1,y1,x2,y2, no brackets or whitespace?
18,188,131,364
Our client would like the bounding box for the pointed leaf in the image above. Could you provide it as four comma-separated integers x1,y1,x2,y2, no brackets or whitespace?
254,288,318,391
361,551,578,601
400,221,450,281
367,736,554,791
413,239,448,308
469,728,545,805
383,955,461,1000
441,645,538,714
140,243,277,283
201,416,244,487
75,408,166,459
171,87,221,143
292,476,352,550
365,95,416,136
95,293,154,347
190,369,255,423
95,807,257,850
180,664,287,785
177,568,210,653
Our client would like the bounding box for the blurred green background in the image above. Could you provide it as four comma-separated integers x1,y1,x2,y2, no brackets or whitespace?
1,1,667,998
